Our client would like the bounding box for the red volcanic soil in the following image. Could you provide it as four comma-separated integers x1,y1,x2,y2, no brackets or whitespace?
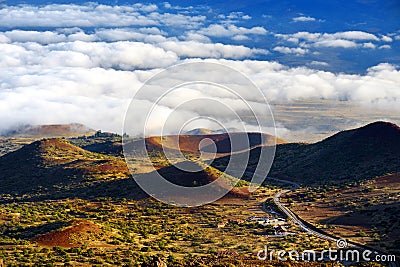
140,132,286,156
371,172,399,187
67,159,130,177
32,220,102,248
27,138,129,176
0,138,132,195
145,134,229,154
332,172,400,195
227,186,251,198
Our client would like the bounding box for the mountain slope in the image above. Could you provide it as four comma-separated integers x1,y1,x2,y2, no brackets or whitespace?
136,160,251,204
0,138,130,197
213,121,400,184
0,137,256,201
125,132,286,158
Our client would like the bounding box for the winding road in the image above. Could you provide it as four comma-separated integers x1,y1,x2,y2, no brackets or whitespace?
265,177,398,267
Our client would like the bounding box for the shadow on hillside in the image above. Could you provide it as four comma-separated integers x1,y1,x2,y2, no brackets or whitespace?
141,161,213,187
3,221,71,240
0,176,149,204
320,202,400,256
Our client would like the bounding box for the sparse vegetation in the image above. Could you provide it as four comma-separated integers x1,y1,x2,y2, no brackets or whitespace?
0,122,398,266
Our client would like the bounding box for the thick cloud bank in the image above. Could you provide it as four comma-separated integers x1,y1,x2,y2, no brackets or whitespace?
0,2,399,135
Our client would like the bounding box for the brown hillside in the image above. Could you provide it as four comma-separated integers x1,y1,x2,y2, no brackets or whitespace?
0,138,130,196
137,161,251,204
213,121,400,184
32,219,103,248
126,132,285,158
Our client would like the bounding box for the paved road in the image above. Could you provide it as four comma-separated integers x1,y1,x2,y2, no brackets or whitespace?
265,177,398,267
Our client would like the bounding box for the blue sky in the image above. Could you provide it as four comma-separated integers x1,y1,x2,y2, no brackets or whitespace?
2,0,399,73
0,0,399,137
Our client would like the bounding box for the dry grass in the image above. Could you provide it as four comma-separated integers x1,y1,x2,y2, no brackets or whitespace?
32,219,103,248
284,173,400,254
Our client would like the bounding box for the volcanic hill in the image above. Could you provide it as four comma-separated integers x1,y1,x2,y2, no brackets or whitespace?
213,121,400,184
0,138,131,198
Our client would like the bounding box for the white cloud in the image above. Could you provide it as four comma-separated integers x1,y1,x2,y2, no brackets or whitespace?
326,31,379,41
158,41,267,59
0,40,179,70
378,44,391,49
95,28,153,42
0,67,144,133
309,61,329,67
1,56,399,135
231,35,249,41
0,2,398,137
4,30,67,44
182,32,211,43
293,16,316,22
276,30,383,50
362,42,376,49
198,24,267,39
68,31,97,42
147,12,206,29
58,41,180,69
0,27,270,70
138,27,166,35
381,35,393,42
137,4,158,12
0,33,10,43
276,32,320,44
273,46,309,55
222,11,252,22
314,39,358,48
0,3,205,28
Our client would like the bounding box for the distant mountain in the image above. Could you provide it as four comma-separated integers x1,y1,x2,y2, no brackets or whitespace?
124,132,286,158
0,138,133,199
183,127,242,135
1,123,95,138
183,128,213,135
70,130,285,159
213,121,400,184
200,132,286,153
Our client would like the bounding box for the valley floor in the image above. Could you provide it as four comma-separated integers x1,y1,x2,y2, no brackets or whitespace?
0,189,351,267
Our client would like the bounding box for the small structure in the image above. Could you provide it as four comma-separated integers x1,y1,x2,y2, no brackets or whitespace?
266,206,279,215
229,219,244,224
248,216,271,222
274,225,288,235
257,218,286,226
217,222,226,228
216,250,239,257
